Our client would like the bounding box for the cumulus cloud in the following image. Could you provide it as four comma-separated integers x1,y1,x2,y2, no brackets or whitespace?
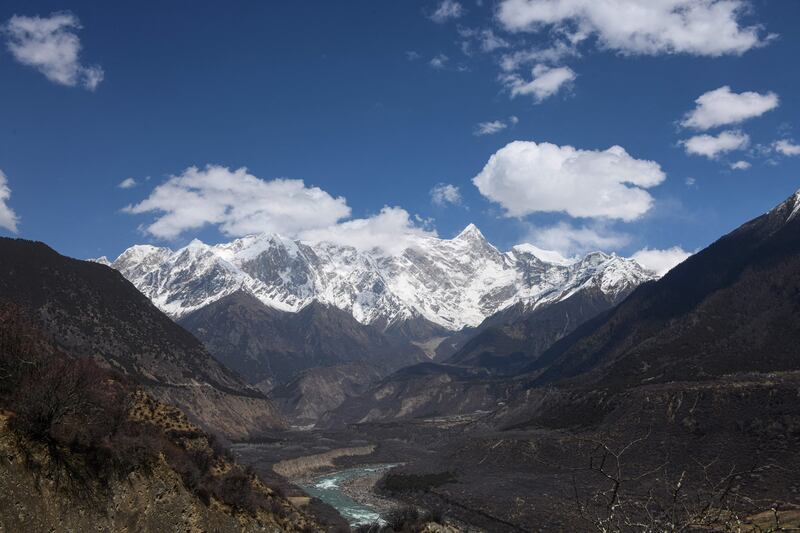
496,0,769,56
430,0,464,23
123,165,351,240
124,165,437,255
0,169,19,233
502,64,576,102
681,86,779,130
4,12,104,90
774,139,800,156
473,141,665,221
299,206,436,255
118,177,137,189
430,183,462,206
681,130,749,159
631,246,692,276
525,222,630,256
730,160,751,170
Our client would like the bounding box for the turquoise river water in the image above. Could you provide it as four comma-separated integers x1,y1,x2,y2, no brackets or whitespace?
300,464,398,526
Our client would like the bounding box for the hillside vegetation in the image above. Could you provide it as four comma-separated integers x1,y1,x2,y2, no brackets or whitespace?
0,303,319,532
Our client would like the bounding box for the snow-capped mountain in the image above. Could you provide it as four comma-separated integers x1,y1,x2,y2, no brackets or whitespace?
105,224,655,331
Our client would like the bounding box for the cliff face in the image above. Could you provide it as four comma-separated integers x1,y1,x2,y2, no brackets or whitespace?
0,414,316,533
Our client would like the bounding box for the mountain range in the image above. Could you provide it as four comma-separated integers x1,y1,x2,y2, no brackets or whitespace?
99,225,655,408
102,225,653,332
325,189,800,426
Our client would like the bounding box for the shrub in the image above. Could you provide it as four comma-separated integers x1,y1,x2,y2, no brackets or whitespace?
214,469,266,514
424,507,443,524
208,433,234,461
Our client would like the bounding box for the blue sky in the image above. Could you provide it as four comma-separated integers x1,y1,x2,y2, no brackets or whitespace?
0,1,798,272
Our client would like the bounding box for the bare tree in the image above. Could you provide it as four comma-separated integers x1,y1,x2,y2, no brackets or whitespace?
568,432,795,532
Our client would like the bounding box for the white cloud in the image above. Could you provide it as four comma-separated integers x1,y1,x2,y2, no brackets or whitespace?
631,246,692,276
475,116,519,135
4,12,104,90
123,165,351,240
774,139,800,156
406,50,421,61
429,53,449,69
0,169,19,233
730,160,751,170
461,28,510,53
685,177,696,187
118,177,138,189
473,140,665,221
124,165,436,255
475,120,507,136
430,0,464,23
499,41,579,71
502,64,576,102
299,206,436,255
681,86,779,130
478,29,509,51
681,130,749,159
496,0,769,57
525,222,630,256
430,183,462,206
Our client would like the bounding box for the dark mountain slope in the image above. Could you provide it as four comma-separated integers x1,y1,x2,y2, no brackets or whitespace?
270,362,384,424
179,291,427,387
528,190,800,390
0,309,319,532
368,192,800,530
0,238,284,439
445,284,635,374
324,362,518,425
323,285,634,425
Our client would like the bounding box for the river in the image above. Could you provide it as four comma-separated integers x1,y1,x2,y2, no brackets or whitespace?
299,464,399,527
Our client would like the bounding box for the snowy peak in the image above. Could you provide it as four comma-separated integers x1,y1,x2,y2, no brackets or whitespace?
786,189,800,222
108,226,655,331
511,243,574,266
766,188,800,223
448,223,498,255
215,233,302,264
454,223,485,241
578,253,652,299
